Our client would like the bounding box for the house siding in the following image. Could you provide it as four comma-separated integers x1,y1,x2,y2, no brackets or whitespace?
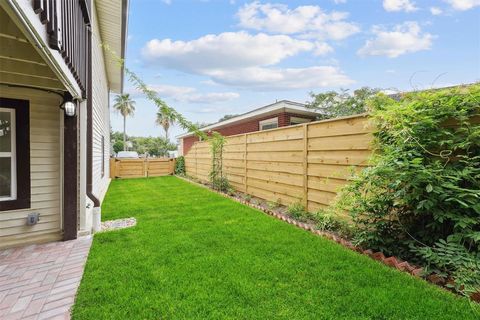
90,2,111,203
181,112,315,155
0,87,63,248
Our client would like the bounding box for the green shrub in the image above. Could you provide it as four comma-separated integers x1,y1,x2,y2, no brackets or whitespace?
312,211,339,231
211,176,230,193
335,84,480,295
287,202,306,220
267,199,281,210
175,156,185,175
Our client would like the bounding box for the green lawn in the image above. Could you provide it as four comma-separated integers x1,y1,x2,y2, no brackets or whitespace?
72,177,477,319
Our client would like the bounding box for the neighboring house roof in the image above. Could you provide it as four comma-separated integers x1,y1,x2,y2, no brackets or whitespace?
96,0,129,93
176,100,319,139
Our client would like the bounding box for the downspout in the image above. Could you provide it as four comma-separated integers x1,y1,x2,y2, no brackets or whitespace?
86,28,101,231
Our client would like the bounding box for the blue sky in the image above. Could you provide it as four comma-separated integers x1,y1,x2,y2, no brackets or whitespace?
110,0,480,139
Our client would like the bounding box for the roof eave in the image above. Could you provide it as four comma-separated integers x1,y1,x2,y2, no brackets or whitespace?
96,0,129,93
176,100,319,139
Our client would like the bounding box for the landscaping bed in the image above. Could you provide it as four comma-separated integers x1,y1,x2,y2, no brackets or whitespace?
72,177,478,319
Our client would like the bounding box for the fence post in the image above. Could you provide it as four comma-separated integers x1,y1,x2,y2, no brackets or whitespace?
109,158,115,179
244,133,247,193
144,159,147,178
195,144,198,179
303,123,308,210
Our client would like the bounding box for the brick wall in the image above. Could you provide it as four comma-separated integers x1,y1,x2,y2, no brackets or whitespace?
181,112,316,155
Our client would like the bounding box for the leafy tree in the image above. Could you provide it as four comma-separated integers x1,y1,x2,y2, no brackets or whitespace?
112,141,124,154
307,87,380,119
113,94,136,150
110,131,177,157
155,109,175,141
218,114,239,122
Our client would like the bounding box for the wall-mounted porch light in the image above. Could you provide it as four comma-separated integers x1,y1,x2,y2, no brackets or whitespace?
60,100,76,117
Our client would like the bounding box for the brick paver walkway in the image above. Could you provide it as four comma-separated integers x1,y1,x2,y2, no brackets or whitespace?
0,236,92,320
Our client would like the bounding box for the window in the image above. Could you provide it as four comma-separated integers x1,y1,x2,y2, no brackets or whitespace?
259,117,278,131
0,98,30,211
0,108,15,201
101,135,105,177
290,117,312,125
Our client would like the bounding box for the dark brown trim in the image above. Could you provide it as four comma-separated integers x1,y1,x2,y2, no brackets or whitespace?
63,95,78,241
120,0,129,92
86,29,100,207
0,98,30,211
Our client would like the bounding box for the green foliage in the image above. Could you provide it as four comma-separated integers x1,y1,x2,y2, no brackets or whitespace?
113,93,136,151
175,156,185,176
287,202,306,220
156,109,175,141
209,132,230,192
267,199,281,210
112,141,124,154
307,87,379,119
312,211,341,231
244,194,252,203
111,131,176,157
335,84,480,295
413,239,480,297
113,94,136,118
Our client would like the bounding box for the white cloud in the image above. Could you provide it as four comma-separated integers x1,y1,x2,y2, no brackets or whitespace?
142,31,353,91
383,0,418,12
430,7,443,15
358,22,434,58
186,92,240,104
237,2,359,40
333,0,347,4
314,42,334,56
142,32,314,73
205,66,354,90
444,0,480,10
128,84,239,104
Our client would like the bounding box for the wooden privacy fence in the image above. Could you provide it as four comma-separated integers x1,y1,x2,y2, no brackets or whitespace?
110,158,176,179
185,114,374,214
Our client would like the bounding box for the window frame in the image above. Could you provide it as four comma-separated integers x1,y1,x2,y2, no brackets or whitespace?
0,98,30,211
290,116,312,125
0,107,16,201
259,117,279,131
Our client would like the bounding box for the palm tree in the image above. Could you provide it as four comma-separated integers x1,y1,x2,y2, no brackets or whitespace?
155,110,175,141
113,94,136,150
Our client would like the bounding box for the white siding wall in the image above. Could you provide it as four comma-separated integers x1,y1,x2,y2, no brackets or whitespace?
0,87,63,248
91,2,111,203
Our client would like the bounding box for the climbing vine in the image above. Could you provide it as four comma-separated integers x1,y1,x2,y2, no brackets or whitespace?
209,132,230,192
103,45,230,189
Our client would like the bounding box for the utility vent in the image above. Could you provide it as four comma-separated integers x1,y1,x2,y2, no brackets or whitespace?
26,213,40,226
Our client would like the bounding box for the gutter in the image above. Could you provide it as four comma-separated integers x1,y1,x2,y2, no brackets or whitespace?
86,28,100,209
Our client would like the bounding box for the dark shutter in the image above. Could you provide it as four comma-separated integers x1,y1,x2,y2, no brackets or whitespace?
0,98,30,211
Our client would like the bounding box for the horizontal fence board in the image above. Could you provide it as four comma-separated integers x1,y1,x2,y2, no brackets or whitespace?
111,159,175,179
185,114,373,216
308,133,372,151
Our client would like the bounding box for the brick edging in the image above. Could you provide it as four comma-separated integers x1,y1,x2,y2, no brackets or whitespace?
176,175,479,303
